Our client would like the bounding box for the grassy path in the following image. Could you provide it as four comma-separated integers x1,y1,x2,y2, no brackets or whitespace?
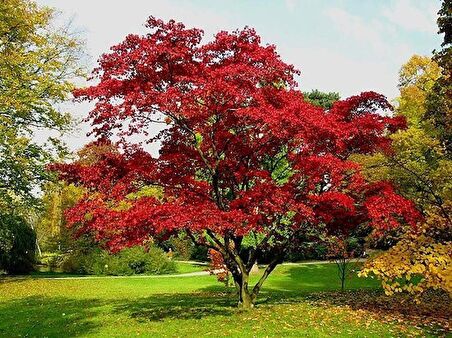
3,260,367,281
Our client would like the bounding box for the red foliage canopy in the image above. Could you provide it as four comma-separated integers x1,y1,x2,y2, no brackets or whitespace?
54,18,419,289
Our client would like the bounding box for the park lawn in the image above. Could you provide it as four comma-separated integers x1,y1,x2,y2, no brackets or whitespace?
174,261,207,274
0,263,449,337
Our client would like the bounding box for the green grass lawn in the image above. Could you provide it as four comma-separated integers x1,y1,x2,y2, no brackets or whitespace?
173,261,207,274
0,263,449,337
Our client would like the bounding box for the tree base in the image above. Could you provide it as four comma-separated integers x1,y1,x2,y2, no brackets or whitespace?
237,301,255,309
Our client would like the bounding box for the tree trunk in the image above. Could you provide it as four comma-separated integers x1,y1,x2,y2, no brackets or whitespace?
226,254,281,309
236,272,254,309
199,232,282,309
28,221,42,257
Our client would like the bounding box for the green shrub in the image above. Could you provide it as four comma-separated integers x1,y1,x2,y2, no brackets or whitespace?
59,245,176,275
40,253,64,271
0,213,36,274
167,237,192,260
190,244,208,262
59,251,86,274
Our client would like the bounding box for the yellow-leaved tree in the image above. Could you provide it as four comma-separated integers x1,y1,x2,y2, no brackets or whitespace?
0,0,84,212
357,53,451,298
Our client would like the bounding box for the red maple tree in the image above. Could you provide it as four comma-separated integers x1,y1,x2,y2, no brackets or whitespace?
54,17,420,308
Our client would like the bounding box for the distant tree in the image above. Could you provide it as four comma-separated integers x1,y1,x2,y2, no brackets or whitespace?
426,0,451,155
54,17,419,308
35,182,84,252
354,55,448,212
303,89,340,110
0,0,84,212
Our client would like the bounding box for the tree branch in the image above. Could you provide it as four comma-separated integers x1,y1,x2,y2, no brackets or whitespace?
251,255,281,299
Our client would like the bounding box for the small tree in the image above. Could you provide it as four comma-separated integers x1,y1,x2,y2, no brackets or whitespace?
54,17,420,308
361,203,452,297
207,248,231,289
326,237,360,292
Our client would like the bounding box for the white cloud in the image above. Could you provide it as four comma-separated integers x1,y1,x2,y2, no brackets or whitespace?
45,0,234,66
280,45,400,100
325,8,389,53
383,0,437,33
317,4,434,101
285,0,298,11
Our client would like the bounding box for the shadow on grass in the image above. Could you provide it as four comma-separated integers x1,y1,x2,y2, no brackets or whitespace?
0,296,102,337
0,272,85,282
301,289,451,336
197,264,377,304
303,289,450,316
0,293,238,337
200,266,450,335
114,292,238,322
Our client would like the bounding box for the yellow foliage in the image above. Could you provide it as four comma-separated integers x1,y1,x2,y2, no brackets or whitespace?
37,183,85,237
398,55,441,95
361,204,452,298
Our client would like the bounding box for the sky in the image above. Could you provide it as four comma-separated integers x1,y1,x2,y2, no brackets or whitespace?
37,0,443,153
